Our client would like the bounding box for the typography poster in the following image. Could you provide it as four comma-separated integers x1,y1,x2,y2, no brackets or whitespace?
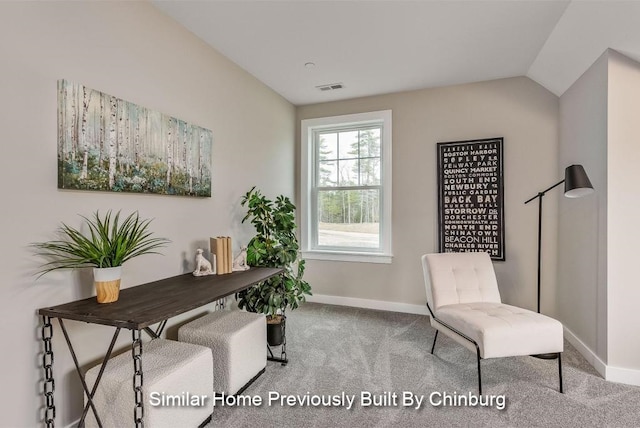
437,138,505,260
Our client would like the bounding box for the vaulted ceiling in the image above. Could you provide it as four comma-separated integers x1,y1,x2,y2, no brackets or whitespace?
153,1,640,106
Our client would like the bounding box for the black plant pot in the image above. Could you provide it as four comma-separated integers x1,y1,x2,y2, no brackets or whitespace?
267,317,285,346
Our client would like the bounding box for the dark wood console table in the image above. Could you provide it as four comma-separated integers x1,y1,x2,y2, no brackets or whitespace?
38,267,282,428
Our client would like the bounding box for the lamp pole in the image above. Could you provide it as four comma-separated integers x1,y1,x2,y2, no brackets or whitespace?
524,164,593,361
525,179,564,314
525,180,564,360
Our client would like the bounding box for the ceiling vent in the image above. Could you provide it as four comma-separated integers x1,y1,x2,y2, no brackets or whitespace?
316,83,344,91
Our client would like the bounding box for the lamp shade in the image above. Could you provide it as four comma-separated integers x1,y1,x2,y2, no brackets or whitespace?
564,164,594,198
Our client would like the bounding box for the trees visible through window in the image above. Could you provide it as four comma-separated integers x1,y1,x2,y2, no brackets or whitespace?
301,110,392,263
315,127,381,248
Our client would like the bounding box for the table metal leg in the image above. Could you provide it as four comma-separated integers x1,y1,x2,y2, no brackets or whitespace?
59,319,121,428
142,327,158,340
155,319,167,337
41,316,56,428
142,319,168,340
132,329,145,427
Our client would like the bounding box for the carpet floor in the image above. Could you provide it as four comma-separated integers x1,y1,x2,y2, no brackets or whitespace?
206,303,640,427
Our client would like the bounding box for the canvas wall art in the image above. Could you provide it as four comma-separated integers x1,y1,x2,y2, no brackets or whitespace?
57,80,212,197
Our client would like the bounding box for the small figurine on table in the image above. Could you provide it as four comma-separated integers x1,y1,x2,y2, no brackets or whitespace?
193,248,215,276
232,246,250,272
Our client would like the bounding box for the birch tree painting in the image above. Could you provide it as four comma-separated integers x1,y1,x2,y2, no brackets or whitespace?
57,80,212,197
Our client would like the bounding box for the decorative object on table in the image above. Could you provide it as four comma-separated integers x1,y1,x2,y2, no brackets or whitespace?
232,245,250,272
192,248,215,276
32,210,170,303
226,236,232,272
525,164,594,314
93,266,122,304
211,237,224,274
437,137,505,260
236,187,312,354
210,236,233,274
214,297,227,311
57,79,213,197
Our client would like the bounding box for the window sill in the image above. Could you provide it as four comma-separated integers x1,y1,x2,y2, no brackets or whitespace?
302,250,393,264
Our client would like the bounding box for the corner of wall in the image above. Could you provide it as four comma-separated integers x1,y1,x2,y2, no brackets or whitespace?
557,49,608,365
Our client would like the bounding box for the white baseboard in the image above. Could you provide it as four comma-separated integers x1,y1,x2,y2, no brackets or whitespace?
563,326,607,378
563,326,640,387
306,293,430,316
605,364,640,386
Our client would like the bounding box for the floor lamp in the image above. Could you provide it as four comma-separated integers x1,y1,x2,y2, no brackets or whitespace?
525,164,594,310
524,164,593,359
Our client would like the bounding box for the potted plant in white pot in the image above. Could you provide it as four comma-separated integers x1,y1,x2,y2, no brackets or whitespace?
32,210,170,303
236,187,312,346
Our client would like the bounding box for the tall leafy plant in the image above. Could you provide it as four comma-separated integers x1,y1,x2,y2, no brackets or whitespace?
237,187,311,318
32,210,170,276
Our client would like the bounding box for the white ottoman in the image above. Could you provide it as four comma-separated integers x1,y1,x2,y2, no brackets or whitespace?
178,310,266,395
85,339,213,428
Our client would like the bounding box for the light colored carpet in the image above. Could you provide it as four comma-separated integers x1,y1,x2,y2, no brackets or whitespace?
206,303,640,427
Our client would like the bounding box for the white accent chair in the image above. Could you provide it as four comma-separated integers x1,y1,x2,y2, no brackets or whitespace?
421,252,564,394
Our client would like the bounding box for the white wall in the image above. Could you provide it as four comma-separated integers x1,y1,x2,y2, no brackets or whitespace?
559,49,640,384
0,2,295,426
607,50,640,372
297,77,560,314
558,51,608,361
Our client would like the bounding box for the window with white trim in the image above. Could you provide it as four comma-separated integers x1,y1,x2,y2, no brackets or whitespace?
301,110,392,263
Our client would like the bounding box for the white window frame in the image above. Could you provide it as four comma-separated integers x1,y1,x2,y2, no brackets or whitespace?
301,110,392,264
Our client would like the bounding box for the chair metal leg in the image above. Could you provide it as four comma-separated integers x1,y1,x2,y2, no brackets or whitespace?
430,330,438,354
558,352,564,393
476,347,482,395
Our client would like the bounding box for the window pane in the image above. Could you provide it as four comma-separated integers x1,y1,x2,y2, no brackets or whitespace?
318,160,337,187
359,128,381,158
338,130,358,159
317,189,380,248
338,159,358,186
318,132,337,161
360,158,380,185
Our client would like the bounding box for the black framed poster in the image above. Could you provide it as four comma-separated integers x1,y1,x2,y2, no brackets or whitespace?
437,137,505,261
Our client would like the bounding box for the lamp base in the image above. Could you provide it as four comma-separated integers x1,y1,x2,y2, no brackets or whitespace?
531,353,559,360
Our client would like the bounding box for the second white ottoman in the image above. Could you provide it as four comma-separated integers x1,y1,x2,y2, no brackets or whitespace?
179,310,266,395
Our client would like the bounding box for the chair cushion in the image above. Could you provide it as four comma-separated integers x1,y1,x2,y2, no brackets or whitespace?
435,302,563,358
423,252,502,311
